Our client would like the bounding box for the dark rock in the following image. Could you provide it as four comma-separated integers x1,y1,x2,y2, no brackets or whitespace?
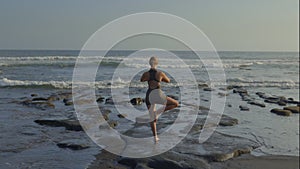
203,87,215,91
287,100,300,104
248,101,266,107
21,99,55,110
270,108,292,116
108,120,118,128
32,97,48,101
198,83,209,88
117,114,127,118
31,94,38,97
239,105,249,111
241,96,253,102
96,96,105,102
256,92,265,97
47,95,60,101
226,85,234,90
118,158,138,168
130,97,144,105
134,164,152,169
174,132,259,163
57,139,89,150
219,87,228,91
148,158,185,169
201,98,209,102
105,97,114,104
283,106,300,114
63,98,73,106
199,106,210,111
219,115,238,126
34,119,83,131
288,98,294,101
277,101,287,106
264,99,278,104
227,104,232,107
218,92,229,97
233,88,248,94
207,148,253,162
102,113,109,121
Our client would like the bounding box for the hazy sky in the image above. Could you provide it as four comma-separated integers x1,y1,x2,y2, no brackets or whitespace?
0,0,298,51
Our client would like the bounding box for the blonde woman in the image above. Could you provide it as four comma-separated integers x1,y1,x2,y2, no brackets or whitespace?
140,56,179,142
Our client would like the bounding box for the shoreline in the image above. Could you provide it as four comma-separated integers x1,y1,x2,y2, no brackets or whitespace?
87,150,299,169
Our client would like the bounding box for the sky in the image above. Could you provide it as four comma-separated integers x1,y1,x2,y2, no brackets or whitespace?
0,0,298,51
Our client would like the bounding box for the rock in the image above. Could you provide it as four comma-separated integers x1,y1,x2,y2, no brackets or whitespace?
256,92,265,97
174,132,259,163
239,105,249,111
208,148,253,162
241,96,253,102
108,120,118,128
198,83,209,88
57,139,89,150
218,92,229,97
227,104,232,107
203,87,215,91
277,100,287,106
96,96,105,102
130,97,144,105
226,85,234,90
264,99,278,104
47,94,60,102
105,97,114,104
117,114,127,118
219,115,238,126
283,106,300,114
34,119,83,131
233,88,248,94
147,158,185,169
63,98,73,106
118,158,138,168
270,108,292,116
31,94,38,97
199,106,210,111
247,101,266,107
21,99,55,110
32,97,48,101
102,113,109,121
287,100,300,105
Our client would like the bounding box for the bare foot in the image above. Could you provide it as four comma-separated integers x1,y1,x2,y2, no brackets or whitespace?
154,136,160,143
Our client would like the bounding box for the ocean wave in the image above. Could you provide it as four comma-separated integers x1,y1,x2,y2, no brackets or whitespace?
0,56,298,68
1,77,298,89
0,77,179,89
227,78,299,88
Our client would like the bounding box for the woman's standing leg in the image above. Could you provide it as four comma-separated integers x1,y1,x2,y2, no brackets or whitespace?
148,104,159,142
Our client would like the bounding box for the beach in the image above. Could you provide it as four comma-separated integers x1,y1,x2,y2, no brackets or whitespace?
0,50,299,169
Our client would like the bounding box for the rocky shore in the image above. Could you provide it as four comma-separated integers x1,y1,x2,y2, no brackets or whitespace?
0,85,299,169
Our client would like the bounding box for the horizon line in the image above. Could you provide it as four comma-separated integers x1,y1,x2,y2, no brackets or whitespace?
0,49,299,53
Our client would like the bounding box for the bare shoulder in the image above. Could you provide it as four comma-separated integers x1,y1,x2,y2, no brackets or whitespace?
157,71,166,76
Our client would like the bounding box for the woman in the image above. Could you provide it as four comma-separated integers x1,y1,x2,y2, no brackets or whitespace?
140,56,179,143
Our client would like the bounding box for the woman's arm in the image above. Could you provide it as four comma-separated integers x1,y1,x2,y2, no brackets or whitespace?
161,72,170,83
140,72,148,82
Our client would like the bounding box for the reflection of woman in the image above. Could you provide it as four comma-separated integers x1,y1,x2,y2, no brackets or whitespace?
140,56,179,143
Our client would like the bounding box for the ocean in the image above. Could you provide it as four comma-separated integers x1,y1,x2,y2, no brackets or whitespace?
0,50,299,168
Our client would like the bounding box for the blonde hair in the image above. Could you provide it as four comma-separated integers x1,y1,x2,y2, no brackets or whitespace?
149,56,158,67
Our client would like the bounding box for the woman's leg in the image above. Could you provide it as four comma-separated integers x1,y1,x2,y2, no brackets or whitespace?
154,97,179,117
148,104,159,142
163,97,179,112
